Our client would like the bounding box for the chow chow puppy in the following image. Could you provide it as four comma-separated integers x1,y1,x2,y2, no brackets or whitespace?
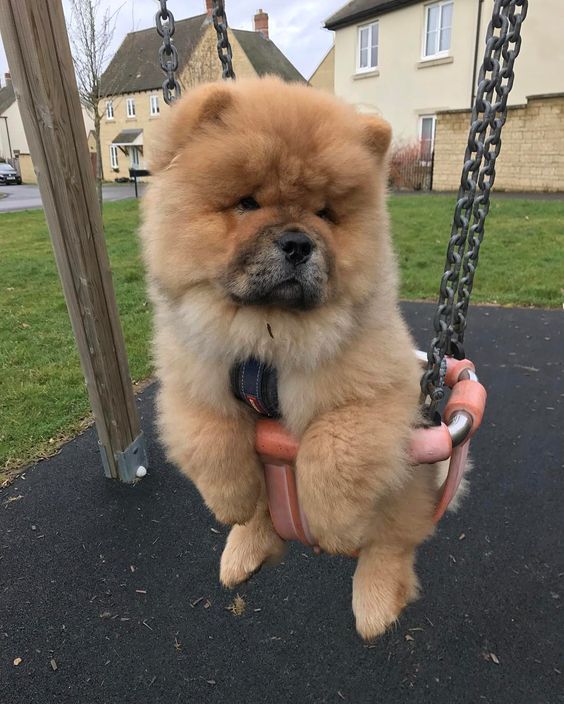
140,77,441,640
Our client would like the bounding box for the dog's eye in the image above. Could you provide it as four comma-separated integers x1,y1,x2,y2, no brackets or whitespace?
316,207,335,223
238,196,260,211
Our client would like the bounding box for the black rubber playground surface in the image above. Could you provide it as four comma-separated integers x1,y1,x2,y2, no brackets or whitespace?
1,303,562,704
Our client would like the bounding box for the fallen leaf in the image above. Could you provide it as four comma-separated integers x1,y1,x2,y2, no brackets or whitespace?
203,599,212,609
405,634,415,642
490,652,500,665
13,658,22,666
227,594,246,616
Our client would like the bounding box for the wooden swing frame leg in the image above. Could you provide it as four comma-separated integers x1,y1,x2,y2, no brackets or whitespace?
0,1,146,481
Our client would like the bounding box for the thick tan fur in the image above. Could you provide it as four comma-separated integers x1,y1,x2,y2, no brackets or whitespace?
140,77,448,640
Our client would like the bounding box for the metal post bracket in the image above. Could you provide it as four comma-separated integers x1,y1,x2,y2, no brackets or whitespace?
100,431,148,483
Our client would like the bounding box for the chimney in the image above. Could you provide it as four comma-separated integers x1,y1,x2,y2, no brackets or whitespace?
4,72,11,87
205,0,214,17
254,9,269,39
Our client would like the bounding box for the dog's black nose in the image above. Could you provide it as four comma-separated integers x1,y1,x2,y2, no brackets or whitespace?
277,231,314,266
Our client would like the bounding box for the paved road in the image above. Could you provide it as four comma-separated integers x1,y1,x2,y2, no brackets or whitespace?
0,303,562,703
0,183,146,212
3,185,561,213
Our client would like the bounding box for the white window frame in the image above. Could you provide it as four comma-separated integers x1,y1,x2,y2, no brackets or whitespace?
105,100,114,120
357,21,379,73
422,1,453,60
149,95,160,116
109,144,119,170
126,97,136,118
419,114,436,163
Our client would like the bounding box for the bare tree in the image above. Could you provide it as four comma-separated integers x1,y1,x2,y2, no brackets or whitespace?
69,0,120,211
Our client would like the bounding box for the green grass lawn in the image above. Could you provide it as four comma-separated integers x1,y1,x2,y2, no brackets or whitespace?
1,195,563,477
390,195,564,307
1,200,151,477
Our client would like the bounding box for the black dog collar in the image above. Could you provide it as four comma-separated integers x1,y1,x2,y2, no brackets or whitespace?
230,358,280,418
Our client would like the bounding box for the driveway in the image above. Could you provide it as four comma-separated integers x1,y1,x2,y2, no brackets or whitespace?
0,182,146,212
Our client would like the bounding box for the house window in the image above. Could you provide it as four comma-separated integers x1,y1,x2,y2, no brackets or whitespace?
109,144,119,169
150,95,160,116
126,97,136,118
357,22,379,72
423,1,453,58
419,115,436,160
105,100,114,119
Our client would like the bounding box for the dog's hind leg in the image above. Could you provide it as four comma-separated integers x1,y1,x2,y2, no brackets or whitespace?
220,497,286,588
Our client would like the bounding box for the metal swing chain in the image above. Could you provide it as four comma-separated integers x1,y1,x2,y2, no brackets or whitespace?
212,0,236,80
421,0,528,414
156,0,181,104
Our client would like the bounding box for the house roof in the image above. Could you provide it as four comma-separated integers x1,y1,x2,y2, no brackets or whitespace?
231,29,305,83
101,15,304,97
101,14,208,96
0,82,16,115
325,0,422,30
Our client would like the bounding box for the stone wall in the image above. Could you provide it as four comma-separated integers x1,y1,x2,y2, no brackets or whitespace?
434,94,564,192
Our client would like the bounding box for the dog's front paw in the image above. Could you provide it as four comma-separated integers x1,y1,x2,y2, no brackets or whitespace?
220,519,285,588
352,546,419,641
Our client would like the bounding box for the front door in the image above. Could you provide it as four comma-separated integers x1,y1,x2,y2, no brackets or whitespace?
129,146,140,169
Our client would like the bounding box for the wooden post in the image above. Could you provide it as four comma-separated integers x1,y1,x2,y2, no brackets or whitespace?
0,0,147,482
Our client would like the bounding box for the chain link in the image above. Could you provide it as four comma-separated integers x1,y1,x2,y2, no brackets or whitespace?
155,0,181,104
421,0,528,414
212,0,236,80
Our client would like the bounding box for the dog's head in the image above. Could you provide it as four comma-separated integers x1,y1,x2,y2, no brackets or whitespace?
142,78,393,313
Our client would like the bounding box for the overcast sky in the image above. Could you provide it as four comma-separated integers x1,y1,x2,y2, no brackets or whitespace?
0,0,344,84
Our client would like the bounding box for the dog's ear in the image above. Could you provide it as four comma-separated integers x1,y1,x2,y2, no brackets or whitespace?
359,114,392,157
149,83,234,172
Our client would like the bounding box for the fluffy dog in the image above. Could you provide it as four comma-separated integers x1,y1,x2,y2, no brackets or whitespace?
140,77,441,640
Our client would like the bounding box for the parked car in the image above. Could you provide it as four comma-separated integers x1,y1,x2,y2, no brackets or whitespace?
0,163,22,185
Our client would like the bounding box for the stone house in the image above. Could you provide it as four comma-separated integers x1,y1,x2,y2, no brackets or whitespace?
98,3,304,182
